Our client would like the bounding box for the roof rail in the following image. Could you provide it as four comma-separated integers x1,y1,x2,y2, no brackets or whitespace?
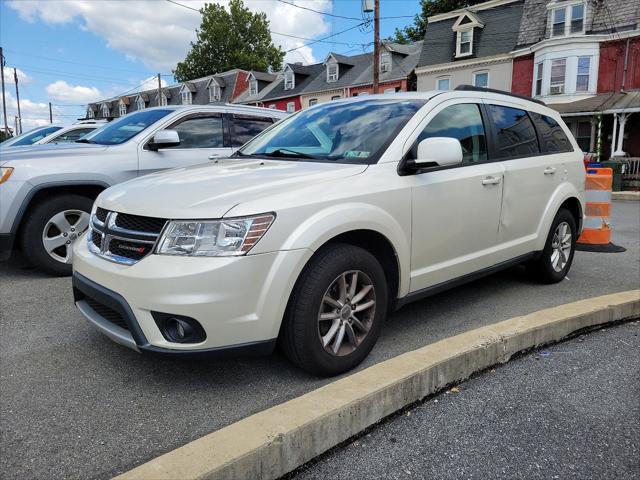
454,84,546,106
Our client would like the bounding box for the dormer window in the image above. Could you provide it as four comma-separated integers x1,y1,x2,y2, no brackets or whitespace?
87,108,94,119
452,12,482,58
118,100,127,117
157,92,167,106
380,52,391,73
552,8,565,36
249,78,258,96
136,96,145,110
327,61,338,82
457,30,473,57
101,103,110,118
284,68,295,90
209,84,221,102
180,86,192,105
549,1,586,37
570,4,584,33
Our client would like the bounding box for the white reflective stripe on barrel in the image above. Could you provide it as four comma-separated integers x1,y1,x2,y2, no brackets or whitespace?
585,190,612,203
583,216,609,229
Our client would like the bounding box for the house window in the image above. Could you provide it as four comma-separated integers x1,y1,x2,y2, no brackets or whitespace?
249,79,258,96
570,4,584,33
118,102,127,116
551,7,566,36
550,59,566,95
284,69,294,90
101,103,110,118
286,102,295,113
457,30,472,56
157,93,168,106
380,52,391,73
331,95,341,100
87,108,94,119
268,104,276,109
327,62,338,82
181,89,192,105
576,56,590,92
534,62,544,96
437,78,451,90
384,88,395,94
308,98,318,106
136,96,145,110
209,84,221,102
473,72,489,88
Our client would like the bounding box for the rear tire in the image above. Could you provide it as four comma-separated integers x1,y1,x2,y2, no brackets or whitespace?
527,208,577,284
281,243,388,377
20,194,93,276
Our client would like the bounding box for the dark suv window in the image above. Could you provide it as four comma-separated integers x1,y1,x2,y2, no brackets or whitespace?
231,115,274,147
417,103,487,164
530,112,574,153
169,115,224,148
488,105,540,159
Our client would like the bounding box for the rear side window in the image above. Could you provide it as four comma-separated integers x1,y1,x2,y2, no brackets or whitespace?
48,128,95,143
488,105,540,159
417,103,487,164
530,113,574,153
231,115,273,147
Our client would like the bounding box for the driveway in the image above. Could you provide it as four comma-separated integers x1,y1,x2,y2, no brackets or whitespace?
1,201,638,479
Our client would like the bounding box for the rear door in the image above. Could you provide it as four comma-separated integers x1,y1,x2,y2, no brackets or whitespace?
137,112,232,176
484,102,567,256
408,100,505,291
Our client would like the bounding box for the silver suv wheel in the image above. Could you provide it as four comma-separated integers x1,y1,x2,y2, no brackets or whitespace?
550,221,572,272
317,270,376,356
42,210,90,264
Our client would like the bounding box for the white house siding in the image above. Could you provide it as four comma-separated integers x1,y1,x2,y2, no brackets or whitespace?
416,57,513,92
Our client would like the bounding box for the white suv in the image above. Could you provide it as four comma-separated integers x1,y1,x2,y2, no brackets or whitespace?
72,90,585,376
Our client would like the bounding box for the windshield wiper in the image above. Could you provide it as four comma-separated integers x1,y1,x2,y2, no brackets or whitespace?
262,148,317,159
75,139,94,144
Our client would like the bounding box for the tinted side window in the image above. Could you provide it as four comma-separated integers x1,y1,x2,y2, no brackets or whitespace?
169,115,223,148
50,128,95,143
232,115,273,147
530,112,573,153
488,105,540,159
417,103,487,164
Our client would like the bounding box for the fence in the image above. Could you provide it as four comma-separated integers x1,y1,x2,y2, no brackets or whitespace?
622,158,640,191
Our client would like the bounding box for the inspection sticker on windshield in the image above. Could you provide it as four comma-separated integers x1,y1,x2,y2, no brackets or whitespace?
344,150,370,158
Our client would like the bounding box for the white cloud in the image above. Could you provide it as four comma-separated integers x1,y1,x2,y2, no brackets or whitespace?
0,92,68,132
7,0,331,71
2,67,31,85
46,80,102,103
135,75,167,93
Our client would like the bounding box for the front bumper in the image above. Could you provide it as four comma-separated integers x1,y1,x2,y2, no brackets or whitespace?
72,238,312,355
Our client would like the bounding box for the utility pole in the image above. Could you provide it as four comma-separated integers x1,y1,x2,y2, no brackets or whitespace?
0,47,8,137
49,102,53,123
372,0,380,94
157,73,162,105
13,68,21,134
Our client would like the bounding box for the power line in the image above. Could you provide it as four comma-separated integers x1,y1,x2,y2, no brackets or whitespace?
285,22,369,52
275,0,362,21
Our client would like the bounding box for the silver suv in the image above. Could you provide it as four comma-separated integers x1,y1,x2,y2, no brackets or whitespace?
0,104,286,274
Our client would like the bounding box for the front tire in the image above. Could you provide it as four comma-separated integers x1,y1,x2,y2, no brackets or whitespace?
281,243,388,377
19,194,93,276
527,208,577,284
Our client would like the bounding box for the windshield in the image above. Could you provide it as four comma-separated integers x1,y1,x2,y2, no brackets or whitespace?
3,126,63,146
238,99,427,164
81,109,172,145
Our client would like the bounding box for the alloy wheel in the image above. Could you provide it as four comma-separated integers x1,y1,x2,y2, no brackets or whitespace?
317,270,376,356
42,209,90,264
550,221,572,272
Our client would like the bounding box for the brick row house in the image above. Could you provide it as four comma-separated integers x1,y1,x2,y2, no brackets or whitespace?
511,0,640,159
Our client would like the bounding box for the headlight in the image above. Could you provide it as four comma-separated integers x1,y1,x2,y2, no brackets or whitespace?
156,213,275,257
0,167,13,184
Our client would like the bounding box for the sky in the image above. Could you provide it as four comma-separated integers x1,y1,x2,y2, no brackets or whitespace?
0,0,421,131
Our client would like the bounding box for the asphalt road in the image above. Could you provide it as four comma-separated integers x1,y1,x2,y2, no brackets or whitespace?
293,320,640,480
1,201,638,479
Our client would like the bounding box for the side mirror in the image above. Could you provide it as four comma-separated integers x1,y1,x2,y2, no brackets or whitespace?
148,129,180,151
413,137,463,168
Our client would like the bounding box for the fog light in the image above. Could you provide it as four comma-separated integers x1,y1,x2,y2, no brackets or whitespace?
152,312,207,344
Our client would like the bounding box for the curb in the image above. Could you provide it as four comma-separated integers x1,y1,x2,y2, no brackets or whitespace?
613,191,640,201
115,290,640,480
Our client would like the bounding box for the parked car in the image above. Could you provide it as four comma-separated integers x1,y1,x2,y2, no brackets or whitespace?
72,89,585,376
0,104,287,274
33,120,108,145
0,125,63,148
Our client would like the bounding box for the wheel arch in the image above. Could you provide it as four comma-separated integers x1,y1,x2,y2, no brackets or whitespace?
535,183,585,251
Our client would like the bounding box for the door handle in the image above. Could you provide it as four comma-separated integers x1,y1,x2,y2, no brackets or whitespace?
482,176,501,186
208,154,222,160
544,167,557,175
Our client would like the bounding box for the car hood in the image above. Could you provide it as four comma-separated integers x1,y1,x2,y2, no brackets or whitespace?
0,142,109,165
98,158,368,219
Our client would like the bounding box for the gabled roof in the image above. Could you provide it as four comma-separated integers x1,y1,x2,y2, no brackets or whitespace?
452,10,484,30
325,53,355,66
249,70,277,82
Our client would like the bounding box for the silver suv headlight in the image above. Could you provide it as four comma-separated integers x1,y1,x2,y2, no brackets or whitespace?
156,214,275,257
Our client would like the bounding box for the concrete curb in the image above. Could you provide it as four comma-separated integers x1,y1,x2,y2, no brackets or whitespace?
115,290,640,480
613,191,640,201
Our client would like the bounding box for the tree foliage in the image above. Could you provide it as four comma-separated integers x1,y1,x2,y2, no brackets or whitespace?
174,0,284,82
391,0,487,43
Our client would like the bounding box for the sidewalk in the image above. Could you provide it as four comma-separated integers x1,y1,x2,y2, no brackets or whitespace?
293,320,640,480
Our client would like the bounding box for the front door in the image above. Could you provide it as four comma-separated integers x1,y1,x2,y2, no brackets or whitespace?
409,101,505,292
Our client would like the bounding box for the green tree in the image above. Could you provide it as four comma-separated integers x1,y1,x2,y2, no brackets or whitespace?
391,0,487,43
174,0,284,82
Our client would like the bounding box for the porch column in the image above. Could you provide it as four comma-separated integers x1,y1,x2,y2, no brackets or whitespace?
613,112,630,157
611,113,618,159
589,117,597,152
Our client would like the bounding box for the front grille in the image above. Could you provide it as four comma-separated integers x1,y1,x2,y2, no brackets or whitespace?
88,209,167,265
84,297,129,330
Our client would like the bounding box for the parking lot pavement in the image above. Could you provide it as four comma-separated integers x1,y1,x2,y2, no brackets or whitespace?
293,319,640,480
0,201,638,480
